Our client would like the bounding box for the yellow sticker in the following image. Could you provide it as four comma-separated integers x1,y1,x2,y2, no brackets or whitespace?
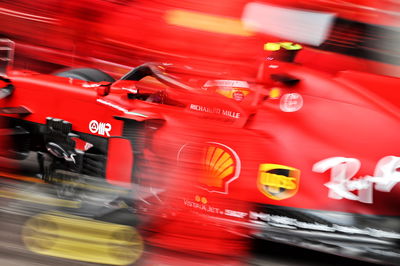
264,42,302,51
264,43,281,51
269,87,281,99
257,164,300,200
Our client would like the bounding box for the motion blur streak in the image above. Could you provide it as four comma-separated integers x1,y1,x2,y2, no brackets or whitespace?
165,9,253,36
22,212,143,265
0,189,80,208
0,1,399,266
1,0,399,76
0,7,58,24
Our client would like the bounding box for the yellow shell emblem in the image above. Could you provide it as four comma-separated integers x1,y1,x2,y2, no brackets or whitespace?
200,145,236,189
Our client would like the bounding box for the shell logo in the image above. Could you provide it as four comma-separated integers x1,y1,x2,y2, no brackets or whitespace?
201,145,235,187
177,142,241,194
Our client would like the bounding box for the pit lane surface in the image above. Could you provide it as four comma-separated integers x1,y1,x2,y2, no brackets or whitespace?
0,213,375,266
0,170,378,266
0,214,376,266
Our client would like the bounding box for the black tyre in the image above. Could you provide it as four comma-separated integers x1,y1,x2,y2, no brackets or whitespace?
53,68,115,82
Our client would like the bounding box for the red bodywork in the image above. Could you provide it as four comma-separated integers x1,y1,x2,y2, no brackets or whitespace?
1,60,399,216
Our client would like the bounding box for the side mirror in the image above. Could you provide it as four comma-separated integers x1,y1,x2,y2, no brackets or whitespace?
106,137,133,188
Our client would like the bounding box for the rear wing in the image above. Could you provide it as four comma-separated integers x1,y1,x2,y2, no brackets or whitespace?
0,39,15,76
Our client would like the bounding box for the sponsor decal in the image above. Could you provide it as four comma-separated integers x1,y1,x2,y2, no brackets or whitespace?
189,104,241,119
280,93,303,112
89,120,112,137
182,198,400,240
183,196,248,219
178,142,241,194
313,156,400,203
183,197,223,215
224,209,248,219
203,80,250,102
232,90,245,102
183,199,223,214
200,143,240,193
249,211,400,239
203,80,250,88
257,164,300,200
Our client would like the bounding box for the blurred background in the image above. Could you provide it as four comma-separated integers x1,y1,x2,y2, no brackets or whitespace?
0,0,399,265
1,0,400,77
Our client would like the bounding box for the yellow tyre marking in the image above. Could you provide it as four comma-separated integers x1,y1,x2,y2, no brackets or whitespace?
0,189,80,208
22,212,143,265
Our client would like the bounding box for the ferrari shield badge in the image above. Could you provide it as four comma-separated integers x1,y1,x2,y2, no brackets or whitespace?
257,164,300,200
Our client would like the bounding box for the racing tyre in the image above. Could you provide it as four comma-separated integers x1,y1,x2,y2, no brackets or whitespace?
53,68,115,82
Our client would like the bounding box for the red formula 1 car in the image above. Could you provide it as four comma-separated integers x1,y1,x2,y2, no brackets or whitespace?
0,41,399,264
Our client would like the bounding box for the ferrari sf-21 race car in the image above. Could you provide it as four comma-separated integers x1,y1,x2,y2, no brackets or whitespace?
0,41,399,264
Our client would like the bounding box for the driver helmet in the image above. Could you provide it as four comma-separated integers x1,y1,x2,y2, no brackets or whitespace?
202,80,251,102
